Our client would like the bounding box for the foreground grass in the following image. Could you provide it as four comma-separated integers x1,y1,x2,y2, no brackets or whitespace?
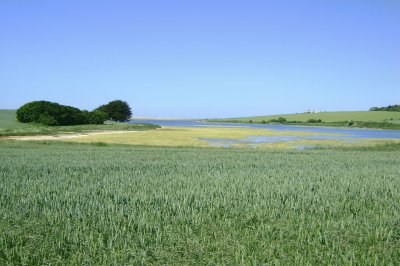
0,110,159,136
1,141,399,265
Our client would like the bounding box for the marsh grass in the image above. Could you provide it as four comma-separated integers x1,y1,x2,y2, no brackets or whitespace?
65,126,400,149
67,126,348,148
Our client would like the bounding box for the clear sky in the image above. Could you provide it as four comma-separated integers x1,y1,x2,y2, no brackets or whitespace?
0,0,399,118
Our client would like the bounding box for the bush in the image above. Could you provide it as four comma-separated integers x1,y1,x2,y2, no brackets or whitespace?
17,101,55,124
96,100,132,122
17,101,85,126
87,110,108,125
16,101,107,126
370,105,400,112
38,114,58,126
268,117,287,123
307,119,322,123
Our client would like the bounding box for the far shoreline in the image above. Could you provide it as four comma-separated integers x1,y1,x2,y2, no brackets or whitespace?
130,116,199,121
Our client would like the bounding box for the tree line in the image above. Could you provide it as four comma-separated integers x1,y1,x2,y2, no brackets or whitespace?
370,105,400,112
16,100,132,126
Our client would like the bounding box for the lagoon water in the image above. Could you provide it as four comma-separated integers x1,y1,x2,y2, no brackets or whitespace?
130,119,400,139
129,119,399,148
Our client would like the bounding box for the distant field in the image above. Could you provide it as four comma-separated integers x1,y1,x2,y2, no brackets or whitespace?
216,111,400,123
0,109,30,129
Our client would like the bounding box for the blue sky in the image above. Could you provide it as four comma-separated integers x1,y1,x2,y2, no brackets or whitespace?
0,0,399,118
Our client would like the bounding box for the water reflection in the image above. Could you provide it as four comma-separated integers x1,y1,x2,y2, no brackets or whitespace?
199,135,356,148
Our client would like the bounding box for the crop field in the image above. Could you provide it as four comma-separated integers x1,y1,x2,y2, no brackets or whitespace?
1,141,400,265
216,111,400,123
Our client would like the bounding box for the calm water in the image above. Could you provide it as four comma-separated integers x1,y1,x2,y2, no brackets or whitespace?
130,119,400,139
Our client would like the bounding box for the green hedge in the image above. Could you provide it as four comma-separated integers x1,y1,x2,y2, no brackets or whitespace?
16,101,108,126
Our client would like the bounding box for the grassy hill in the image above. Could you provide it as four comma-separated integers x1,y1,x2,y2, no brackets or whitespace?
0,109,159,136
216,111,400,123
209,111,400,129
0,109,30,129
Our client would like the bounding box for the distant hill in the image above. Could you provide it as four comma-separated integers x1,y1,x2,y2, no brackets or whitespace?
0,109,30,129
211,111,400,124
370,105,400,112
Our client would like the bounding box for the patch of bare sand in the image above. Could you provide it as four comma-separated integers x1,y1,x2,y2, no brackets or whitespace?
5,131,138,141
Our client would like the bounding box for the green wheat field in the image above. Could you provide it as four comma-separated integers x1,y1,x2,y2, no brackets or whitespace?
1,141,399,265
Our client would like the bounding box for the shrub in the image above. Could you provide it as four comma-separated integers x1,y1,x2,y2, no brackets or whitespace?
38,114,58,126
307,119,322,123
87,110,108,125
16,101,85,126
370,105,400,112
16,101,57,124
16,101,106,126
96,100,132,122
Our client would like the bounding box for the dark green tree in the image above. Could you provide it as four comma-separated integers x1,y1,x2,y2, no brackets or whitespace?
277,117,287,123
370,105,400,112
16,101,86,126
16,101,108,126
87,110,109,124
96,100,132,121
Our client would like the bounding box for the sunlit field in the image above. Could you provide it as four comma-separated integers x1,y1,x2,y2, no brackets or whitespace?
1,141,400,265
217,111,400,123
